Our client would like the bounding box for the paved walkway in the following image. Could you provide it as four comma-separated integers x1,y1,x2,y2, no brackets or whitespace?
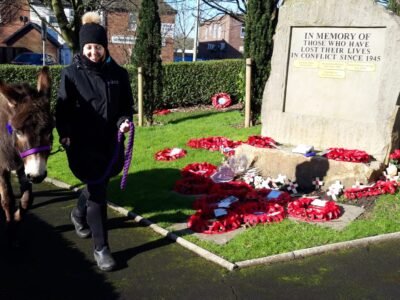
1,180,400,299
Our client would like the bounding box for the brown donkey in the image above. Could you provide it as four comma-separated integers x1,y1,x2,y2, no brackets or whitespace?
0,67,53,241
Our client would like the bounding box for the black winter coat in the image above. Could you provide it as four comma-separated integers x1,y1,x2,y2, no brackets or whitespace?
56,55,133,182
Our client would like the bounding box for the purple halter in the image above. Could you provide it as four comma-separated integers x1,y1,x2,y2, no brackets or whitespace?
19,146,52,158
7,123,51,158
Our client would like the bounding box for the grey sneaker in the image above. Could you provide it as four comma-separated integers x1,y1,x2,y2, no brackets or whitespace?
94,246,116,272
70,209,91,239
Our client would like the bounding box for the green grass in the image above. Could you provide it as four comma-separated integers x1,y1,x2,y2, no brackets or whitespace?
48,109,400,262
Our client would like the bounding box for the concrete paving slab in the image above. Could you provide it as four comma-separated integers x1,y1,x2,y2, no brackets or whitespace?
168,222,246,245
169,202,364,247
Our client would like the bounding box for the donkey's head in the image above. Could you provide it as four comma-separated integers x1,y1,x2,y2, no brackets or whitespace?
0,67,54,183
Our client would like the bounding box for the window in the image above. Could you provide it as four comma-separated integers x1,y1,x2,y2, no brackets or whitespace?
217,24,221,39
128,13,137,31
240,26,245,38
213,24,217,39
48,16,58,25
161,23,174,38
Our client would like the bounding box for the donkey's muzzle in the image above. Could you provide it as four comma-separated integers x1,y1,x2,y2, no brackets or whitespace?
27,171,47,184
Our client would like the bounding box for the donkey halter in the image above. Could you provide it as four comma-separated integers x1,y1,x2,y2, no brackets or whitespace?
7,123,51,158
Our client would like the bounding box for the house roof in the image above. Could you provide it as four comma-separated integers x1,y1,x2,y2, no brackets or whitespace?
3,22,62,47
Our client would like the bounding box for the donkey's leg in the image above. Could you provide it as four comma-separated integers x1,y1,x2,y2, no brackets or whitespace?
14,167,33,221
0,169,15,223
0,169,18,247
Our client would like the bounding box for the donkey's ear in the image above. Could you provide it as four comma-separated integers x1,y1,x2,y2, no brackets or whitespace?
37,66,51,97
0,80,20,107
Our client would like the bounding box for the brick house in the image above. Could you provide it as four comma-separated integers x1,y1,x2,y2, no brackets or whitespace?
105,1,176,64
1,22,61,63
0,0,176,65
198,14,244,60
0,1,62,63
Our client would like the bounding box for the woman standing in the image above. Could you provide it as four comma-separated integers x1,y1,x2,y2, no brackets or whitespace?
56,11,133,271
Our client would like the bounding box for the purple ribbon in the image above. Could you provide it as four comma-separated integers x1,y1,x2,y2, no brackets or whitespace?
20,145,52,158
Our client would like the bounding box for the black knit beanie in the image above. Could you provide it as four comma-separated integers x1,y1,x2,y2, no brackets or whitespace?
79,12,108,51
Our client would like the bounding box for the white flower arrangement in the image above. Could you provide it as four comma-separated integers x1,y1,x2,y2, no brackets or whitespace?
327,180,344,201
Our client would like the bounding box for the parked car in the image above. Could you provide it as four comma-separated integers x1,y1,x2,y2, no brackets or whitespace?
11,52,56,66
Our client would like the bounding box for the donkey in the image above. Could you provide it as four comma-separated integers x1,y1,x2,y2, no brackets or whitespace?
0,67,53,235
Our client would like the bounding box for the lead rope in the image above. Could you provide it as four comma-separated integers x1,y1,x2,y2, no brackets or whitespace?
119,122,135,190
86,121,134,189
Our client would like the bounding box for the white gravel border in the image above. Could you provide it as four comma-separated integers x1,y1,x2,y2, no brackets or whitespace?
45,177,400,271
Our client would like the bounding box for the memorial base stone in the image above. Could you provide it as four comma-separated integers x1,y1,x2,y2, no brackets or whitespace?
234,144,385,189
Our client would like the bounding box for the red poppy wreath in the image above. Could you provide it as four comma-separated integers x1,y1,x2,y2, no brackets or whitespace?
344,180,397,199
237,201,285,226
181,162,217,178
187,208,242,234
245,135,277,148
154,147,186,161
211,92,232,109
324,148,370,163
287,198,341,222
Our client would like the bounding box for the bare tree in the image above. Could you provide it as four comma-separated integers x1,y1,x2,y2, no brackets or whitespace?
0,0,139,52
173,0,195,60
0,0,28,24
202,0,247,22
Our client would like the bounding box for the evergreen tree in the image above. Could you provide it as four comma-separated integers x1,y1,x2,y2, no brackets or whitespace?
244,0,277,124
389,0,400,15
131,0,163,125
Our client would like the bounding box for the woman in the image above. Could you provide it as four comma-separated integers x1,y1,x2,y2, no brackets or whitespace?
56,11,133,271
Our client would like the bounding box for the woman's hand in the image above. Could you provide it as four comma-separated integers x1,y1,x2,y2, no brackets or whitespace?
60,137,70,147
119,119,130,133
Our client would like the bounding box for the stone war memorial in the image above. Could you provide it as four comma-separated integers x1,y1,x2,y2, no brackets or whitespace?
237,0,400,189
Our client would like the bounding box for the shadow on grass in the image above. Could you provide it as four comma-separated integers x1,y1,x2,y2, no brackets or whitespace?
168,111,221,125
108,167,196,230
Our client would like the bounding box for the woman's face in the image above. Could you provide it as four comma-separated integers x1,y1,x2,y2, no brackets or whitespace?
82,43,105,63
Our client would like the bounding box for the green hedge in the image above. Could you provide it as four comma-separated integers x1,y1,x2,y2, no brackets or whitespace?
0,59,243,111
0,64,63,113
